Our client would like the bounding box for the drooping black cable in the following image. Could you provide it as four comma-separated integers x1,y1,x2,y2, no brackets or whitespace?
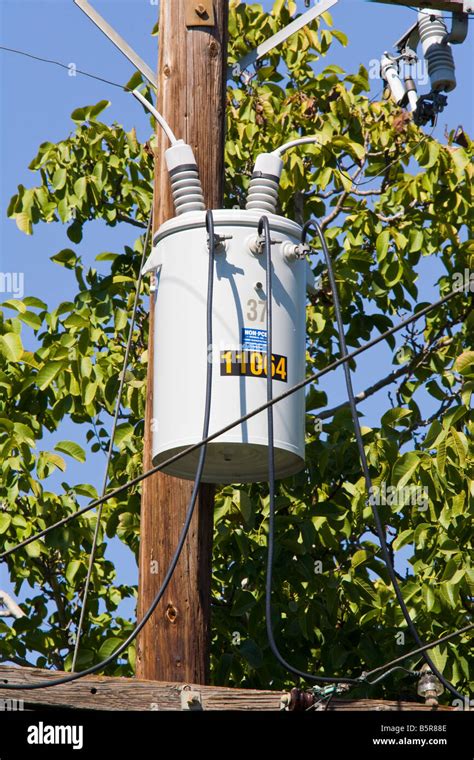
302,218,466,701
363,622,474,684
260,215,359,686
72,209,153,673
0,210,216,691
1,285,464,563
0,45,131,91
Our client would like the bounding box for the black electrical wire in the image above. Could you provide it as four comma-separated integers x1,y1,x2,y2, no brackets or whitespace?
0,45,131,91
0,44,433,187
405,6,471,21
71,209,153,672
0,210,216,691
302,218,467,701
1,284,465,564
260,214,360,685
362,622,474,684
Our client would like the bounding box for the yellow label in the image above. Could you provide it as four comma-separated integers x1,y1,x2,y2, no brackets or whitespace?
220,350,288,383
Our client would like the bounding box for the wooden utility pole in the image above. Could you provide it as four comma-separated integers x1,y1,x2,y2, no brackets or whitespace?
136,1,228,684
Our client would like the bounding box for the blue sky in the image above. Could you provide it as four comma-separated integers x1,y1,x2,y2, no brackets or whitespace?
0,1,472,628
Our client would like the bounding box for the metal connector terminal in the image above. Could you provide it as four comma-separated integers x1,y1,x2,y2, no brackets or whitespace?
247,234,282,256
208,233,232,254
282,242,311,262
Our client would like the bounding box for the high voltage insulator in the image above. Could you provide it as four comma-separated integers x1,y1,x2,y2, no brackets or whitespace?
245,153,283,215
166,141,206,215
418,8,457,92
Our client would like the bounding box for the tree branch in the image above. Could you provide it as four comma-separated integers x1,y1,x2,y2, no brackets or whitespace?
317,361,418,420
321,158,367,229
374,200,417,223
116,214,147,229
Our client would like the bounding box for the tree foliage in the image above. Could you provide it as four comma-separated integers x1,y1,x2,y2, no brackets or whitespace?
1,1,472,697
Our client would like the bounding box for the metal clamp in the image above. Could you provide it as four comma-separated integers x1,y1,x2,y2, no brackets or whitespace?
208,233,232,254
247,233,282,256
180,685,203,711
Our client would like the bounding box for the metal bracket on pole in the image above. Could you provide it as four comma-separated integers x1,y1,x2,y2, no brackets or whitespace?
394,21,420,53
185,0,215,27
73,0,157,88
231,0,339,75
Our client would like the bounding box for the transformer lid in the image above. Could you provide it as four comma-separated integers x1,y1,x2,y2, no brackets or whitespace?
142,208,303,275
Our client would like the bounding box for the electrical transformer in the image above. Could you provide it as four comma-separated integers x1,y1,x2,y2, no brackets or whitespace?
143,208,307,484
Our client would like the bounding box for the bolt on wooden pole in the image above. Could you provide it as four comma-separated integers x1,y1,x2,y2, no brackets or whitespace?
136,0,228,684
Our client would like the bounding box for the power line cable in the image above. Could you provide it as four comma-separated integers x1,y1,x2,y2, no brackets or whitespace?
71,209,153,673
405,6,474,20
258,216,474,693
1,285,465,563
301,219,467,700
362,622,474,684
261,214,359,685
0,46,176,142
0,210,217,692
0,45,129,90
0,44,433,188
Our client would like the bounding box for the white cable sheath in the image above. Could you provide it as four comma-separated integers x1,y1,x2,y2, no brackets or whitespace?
272,135,323,157
132,89,178,145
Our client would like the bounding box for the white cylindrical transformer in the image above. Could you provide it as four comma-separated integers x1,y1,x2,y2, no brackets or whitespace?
143,209,307,483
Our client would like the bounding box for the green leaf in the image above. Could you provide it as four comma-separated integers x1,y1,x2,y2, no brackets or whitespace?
95,252,119,262
239,638,263,669
408,228,423,253
454,351,474,377
450,147,469,175
1,299,27,314
70,484,98,498
50,249,78,268
422,585,436,612
84,382,98,406
351,549,368,569
437,436,447,476
44,452,67,472
25,540,42,558
429,646,447,673
231,590,256,616
392,452,420,489
67,220,83,244
74,177,87,199
98,637,122,659
55,441,86,463
376,230,390,263
15,211,32,235
381,408,412,427
449,427,467,466
36,361,64,390
114,423,134,446
0,333,23,362
0,513,12,534
52,168,67,190
71,100,110,123
237,490,253,523
65,560,81,584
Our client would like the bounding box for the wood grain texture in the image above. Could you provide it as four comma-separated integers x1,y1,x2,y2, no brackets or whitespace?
0,666,454,712
137,0,228,685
